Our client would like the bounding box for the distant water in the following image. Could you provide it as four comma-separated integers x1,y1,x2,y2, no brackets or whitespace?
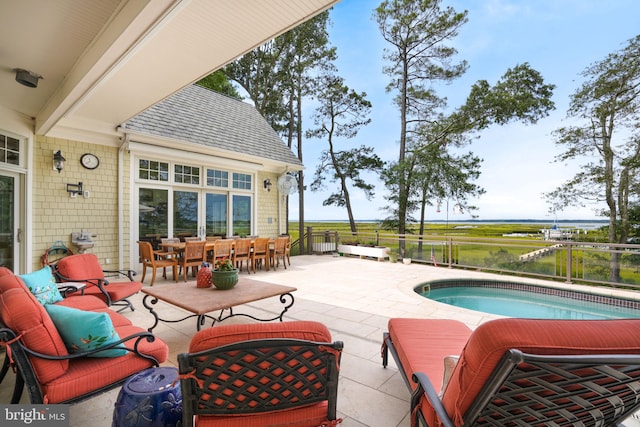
303,219,608,230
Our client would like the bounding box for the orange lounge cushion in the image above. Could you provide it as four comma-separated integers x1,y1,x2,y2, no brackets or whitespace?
189,321,332,353
55,296,131,327
194,401,331,427
41,324,169,403
56,253,106,279
0,286,69,383
387,318,472,392
439,318,640,426
79,281,142,304
55,253,142,303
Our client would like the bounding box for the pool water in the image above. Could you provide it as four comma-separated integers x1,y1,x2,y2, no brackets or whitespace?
421,286,640,319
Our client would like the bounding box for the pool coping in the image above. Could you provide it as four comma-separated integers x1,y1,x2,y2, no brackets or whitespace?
396,267,640,329
414,277,640,315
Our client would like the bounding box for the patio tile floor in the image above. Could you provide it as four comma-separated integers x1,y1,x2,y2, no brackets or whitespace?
5,254,635,426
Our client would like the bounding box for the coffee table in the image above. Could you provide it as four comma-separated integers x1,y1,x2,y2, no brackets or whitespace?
141,278,296,331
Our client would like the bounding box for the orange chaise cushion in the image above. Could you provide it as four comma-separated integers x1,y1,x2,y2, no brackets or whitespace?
388,318,472,393
188,321,335,427
439,318,640,426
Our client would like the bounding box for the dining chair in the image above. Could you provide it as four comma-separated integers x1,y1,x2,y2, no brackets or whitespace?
138,241,178,286
252,237,271,272
158,237,181,269
271,236,288,270
184,237,201,242
181,241,206,281
211,239,234,264
282,234,292,266
232,238,252,274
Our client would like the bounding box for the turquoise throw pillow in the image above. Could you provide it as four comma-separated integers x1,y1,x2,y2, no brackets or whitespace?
44,305,127,358
19,266,63,305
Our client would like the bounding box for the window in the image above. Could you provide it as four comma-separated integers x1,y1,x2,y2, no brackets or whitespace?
207,169,228,187
0,133,20,166
138,188,168,243
232,195,251,236
139,160,169,181
174,190,198,237
135,156,255,241
174,164,200,184
232,173,252,190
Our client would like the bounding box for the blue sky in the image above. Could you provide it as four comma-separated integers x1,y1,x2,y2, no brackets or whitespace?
288,0,640,221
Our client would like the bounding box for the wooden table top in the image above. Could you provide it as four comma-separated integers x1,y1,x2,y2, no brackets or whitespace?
141,278,296,315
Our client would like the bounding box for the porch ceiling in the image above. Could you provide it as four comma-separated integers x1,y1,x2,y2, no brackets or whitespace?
0,0,338,137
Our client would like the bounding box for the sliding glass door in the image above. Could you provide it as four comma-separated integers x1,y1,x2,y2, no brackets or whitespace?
205,193,227,237
138,187,252,244
0,173,17,270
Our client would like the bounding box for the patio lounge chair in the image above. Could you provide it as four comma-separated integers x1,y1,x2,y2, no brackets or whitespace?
54,253,142,312
0,267,168,404
178,321,343,426
382,317,640,427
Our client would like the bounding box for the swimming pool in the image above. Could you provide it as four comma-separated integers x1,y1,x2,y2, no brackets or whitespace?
417,279,640,319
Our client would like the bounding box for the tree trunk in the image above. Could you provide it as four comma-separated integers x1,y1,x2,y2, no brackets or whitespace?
296,84,305,254
397,53,409,257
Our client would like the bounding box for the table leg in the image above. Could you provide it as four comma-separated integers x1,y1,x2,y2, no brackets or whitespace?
215,292,295,324
142,294,216,332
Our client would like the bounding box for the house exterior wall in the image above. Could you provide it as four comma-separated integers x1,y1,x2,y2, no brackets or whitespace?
31,136,290,273
33,136,126,270
256,172,281,238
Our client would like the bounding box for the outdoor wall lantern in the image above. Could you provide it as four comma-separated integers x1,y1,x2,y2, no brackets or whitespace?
53,150,66,173
14,68,42,88
66,182,83,198
263,178,272,192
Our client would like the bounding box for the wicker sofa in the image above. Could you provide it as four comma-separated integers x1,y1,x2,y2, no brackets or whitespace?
0,266,168,404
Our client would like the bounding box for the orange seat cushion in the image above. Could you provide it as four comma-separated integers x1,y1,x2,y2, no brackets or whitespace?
436,318,640,426
189,320,332,353
388,318,472,392
80,281,142,304
56,253,105,279
0,286,69,383
41,324,169,403
194,401,331,427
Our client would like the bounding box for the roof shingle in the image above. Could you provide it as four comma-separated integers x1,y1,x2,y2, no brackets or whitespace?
124,85,302,167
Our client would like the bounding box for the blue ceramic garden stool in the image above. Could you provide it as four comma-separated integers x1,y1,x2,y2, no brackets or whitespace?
112,367,182,427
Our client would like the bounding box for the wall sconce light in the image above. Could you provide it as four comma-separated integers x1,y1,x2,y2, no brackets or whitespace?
14,68,42,88
53,150,66,173
263,178,272,192
66,182,83,198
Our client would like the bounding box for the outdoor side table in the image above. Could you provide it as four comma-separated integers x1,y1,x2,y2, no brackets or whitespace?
112,367,182,427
